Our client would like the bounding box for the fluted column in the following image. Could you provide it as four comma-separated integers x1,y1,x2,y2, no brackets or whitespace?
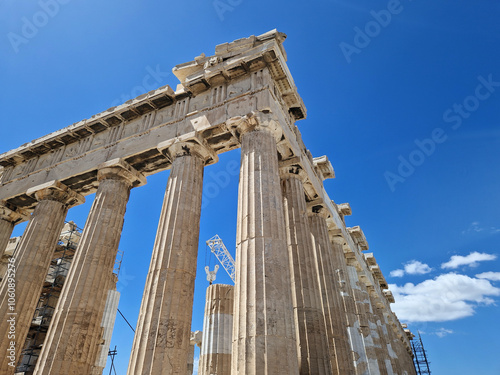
381,313,403,375
388,321,416,375
403,339,417,375
187,331,202,375
0,181,83,373
309,210,355,374
34,160,144,375
347,257,380,375
356,281,387,375
368,292,395,375
199,284,233,375
330,237,370,375
92,289,122,375
230,114,299,375
187,344,195,375
0,218,14,262
0,204,28,257
0,204,29,281
391,329,407,374
281,171,331,374
127,140,215,375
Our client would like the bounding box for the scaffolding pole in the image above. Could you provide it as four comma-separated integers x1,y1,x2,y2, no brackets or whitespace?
411,331,431,375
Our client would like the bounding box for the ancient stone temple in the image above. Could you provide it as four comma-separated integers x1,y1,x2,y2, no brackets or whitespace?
0,30,416,375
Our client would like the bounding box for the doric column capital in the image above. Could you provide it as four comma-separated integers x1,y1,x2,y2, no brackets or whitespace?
358,269,372,286
330,234,346,246
368,288,386,309
226,110,283,142
0,202,30,224
306,199,330,219
383,290,395,304
278,159,308,183
335,202,351,225
337,202,352,217
345,253,362,269
347,226,369,251
157,133,218,165
97,159,147,187
312,155,335,181
366,284,376,296
27,180,84,208
190,330,203,348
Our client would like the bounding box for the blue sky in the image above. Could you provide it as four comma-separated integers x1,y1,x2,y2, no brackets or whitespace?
1,1,499,374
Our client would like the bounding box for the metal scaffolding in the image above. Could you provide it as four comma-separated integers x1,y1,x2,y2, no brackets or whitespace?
412,331,431,375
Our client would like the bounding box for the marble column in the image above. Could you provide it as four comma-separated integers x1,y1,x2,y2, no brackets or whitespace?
389,321,416,375
330,236,369,375
0,181,83,373
309,210,355,375
281,171,331,374
92,289,122,375
404,340,417,375
199,284,233,375
0,204,28,257
127,141,214,375
0,204,29,281
368,292,395,375
230,116,299,375
187,331,202,375
34,160,144,375
381,312,403,375
347,257,380,375
356,280,387,375
187,344,195,375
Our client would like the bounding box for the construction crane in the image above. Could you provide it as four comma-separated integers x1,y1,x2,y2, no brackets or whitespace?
206,235,236,283
204,265,219,285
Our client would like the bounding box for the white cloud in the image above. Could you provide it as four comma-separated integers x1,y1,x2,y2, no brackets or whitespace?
389,273,500,322
441,252,497,269
435,328,453,338
462,221,500,235
404,260,432,275
390,260,432,278
476,272,500,281
465,221,483,233
390,269,405,277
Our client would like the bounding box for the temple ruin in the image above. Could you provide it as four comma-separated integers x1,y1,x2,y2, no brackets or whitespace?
0,30,416,374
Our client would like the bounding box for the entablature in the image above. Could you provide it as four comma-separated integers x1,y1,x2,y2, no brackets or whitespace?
173,29,306,121
0,30,309,213
384,290,395,304
337,202,352,217
348,226,369,250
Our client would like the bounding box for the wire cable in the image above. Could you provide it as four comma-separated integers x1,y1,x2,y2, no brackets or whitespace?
117,308,135,333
